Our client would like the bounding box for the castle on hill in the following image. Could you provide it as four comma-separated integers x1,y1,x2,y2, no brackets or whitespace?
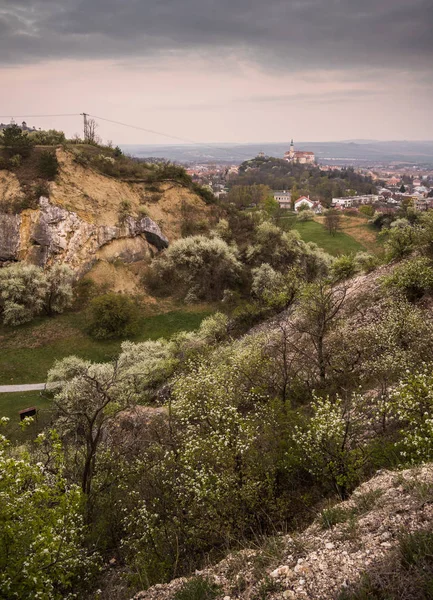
284,139,315,165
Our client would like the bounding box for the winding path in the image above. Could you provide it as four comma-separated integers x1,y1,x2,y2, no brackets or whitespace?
0,383,48,393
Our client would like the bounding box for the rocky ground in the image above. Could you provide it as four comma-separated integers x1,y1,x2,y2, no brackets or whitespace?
132,464,433,599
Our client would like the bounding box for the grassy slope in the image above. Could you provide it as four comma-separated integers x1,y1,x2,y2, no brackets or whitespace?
292,220,366,256
0,307,212,385
0,306,212,439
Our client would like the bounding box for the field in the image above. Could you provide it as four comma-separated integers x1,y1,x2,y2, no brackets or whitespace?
0,304,213,439
283,214,382,257
0,305,212,386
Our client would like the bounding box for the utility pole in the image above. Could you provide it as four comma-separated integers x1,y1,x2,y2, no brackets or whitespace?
80,112,88,142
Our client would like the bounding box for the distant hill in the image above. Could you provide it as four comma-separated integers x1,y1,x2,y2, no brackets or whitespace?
122,140,433,166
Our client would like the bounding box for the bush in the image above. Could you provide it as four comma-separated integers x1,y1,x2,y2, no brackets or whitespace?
382,225,417,261
118,199,132,225
87,293,139,339
33,180,51,200
28,129,66,145
9,154,22,168
354,251,379,273
0,124,34,158
358,204,375,217
0,264,47,325
331,255,357,281
296,209,315,222
382,257,433,301
0,263,74,325
37,150,59,179
174,577,221,600
148,235,243,301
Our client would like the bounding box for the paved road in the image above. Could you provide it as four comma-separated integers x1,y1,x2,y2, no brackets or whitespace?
0,383,47,393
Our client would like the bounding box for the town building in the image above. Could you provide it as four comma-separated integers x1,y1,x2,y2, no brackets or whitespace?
294,196,324,213
284,140,315,165
273,190,292,209
332,195,379,208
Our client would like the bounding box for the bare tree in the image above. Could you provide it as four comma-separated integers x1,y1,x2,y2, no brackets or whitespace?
324,209,342,236
85,118,101,145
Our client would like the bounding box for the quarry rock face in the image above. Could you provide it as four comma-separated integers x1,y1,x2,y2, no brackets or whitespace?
0,197,169,274
0,214,21,261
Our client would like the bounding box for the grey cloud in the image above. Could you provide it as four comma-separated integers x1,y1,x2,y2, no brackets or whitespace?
0,0,432,74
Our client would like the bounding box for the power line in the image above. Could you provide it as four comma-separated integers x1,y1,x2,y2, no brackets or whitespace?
88,113,257,161
88,113,198,144
0,111,276,162
0,114,79,118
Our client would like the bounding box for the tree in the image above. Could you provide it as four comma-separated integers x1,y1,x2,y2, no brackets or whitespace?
87,293,139,340
0,263,47,325
38,150,59,180
295,281,348,384
382,224,416,261
48,357,136,496
149,235,243,301
324,209,341,236
399,184,406,193
293,394,373,498
388,364,433,462
0,123,34,158
44,264,75,315
84,118,101,145
0,263,74,325
246,221,303,270
0,427,97,598
359,204,375,217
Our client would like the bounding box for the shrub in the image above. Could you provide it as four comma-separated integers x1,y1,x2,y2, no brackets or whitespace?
33,180,51,199
331,254,357,281
358,204,375,217
296,209,315,222
86,293,139,339
118,199,132,225
246,221,303,270
0,264,47,325
382,257,433,301
148,235,243,301
9,154,22,168
0,124,34,158
37,150,59,179
354,251,379,273
44,264,75,315
0,431,98,599
174,577,221,600
0,263,75,325
382,225,416,261
28,129,66,145
388,364,433,462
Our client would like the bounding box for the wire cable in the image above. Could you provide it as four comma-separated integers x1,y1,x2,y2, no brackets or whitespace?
0,114,79,119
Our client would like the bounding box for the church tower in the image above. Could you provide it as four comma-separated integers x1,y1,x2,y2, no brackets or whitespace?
289,139,295,158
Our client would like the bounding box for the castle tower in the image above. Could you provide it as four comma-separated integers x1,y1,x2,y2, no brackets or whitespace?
289,139,295,158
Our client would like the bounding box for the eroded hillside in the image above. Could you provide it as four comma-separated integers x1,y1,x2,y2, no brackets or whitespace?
0,148,212,291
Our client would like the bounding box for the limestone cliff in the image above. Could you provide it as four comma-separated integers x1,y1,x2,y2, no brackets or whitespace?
0,148,211,287
0,197,168,275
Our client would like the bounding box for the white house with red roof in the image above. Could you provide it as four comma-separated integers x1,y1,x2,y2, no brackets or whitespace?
294,196,324,213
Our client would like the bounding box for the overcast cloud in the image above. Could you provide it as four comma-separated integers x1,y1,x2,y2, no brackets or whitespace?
0,0,432,142
1,0,432,71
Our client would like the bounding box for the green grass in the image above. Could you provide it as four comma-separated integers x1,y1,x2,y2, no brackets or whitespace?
0,308,212,386
292,221,366,256
0,391,52,442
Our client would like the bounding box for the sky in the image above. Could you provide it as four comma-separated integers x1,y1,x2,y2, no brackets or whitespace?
1,0,432,144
